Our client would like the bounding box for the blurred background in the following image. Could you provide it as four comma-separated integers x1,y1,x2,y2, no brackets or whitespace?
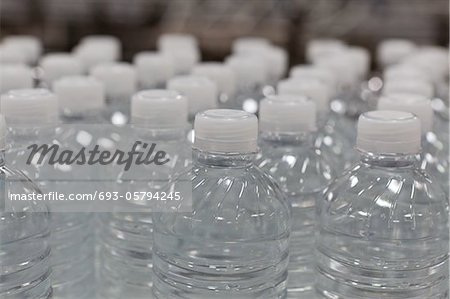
1,0,448,67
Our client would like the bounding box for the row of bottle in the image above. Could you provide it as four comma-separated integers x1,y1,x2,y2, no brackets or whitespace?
0,86,448,299
0,34,449,299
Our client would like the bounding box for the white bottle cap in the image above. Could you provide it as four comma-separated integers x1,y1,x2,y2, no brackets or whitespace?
0,64,34,95
377,93,433,133
1,88,58,124
289,65,338,96
131,89,187,127
167,75,218,117
377,39,416,67
306,38,347,63
0,44,28,64
357,110,421,154
191,63,236,98
225,56,266,89
90,62,137,99
79,35,121,61
39,53,83,86
0,114,6,150
2,35,42,64
277,78,329,112
383,64,429,82
133,51,175,88
232,37,270,54
194,109,257,153
259,95,316,134
382,78,434,99
347,46,371,78
52,76,105,113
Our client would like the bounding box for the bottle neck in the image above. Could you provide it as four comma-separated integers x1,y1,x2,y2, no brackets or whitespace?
359,151,420,168
193,148,256,168
259,131,314,147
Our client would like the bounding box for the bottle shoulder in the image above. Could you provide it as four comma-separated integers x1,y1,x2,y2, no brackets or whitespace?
320,162,448,239
154,162,291,240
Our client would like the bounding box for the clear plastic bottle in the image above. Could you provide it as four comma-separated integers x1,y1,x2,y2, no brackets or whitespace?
153,109,291,298
256,96,336,298
167,75,218,143
54,76,119,299
277,77,352,172
90,62,137,125
38,53,83,88
191,63,237,109
316,110,449,299
0,114,53,299
98,90,190,298
167,75,218,123
378,93,449,200
1,88,98,299
133,52,175,89
225,55,268,113
157,33,200,75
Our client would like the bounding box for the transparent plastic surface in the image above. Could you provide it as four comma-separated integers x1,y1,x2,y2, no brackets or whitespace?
0,152,52,298
6,119,112,299
257,133,336,298
152,150,291,298
97,128,191,299
316,152,449,299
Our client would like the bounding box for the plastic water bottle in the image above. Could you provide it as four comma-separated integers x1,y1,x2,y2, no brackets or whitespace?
225,55,268,113
0,64,33,95
157,33,200,75
277,77,352,172
0,114,53,299
313,50,367,135
191,63,237,109
153,109,291,298
256,96,336,298
90,62,137,125
231,38,287,86
167,75,218,123
133,52,175,89
167,75,218,143
98,89,190,298
316,110,449,298
54,76,122,299
1,88,97,299
39,53,83,87
378,93,449,199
